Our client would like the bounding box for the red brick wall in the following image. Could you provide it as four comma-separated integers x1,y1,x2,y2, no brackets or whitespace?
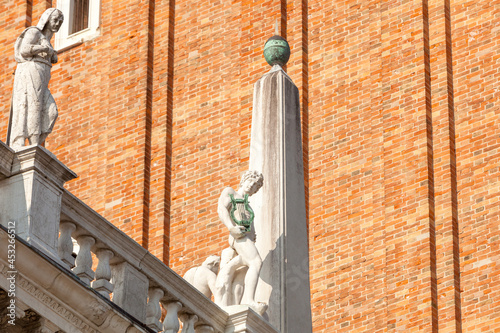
452,1,500,332
167,0,281,275
308,0,437,330
1,0,500,332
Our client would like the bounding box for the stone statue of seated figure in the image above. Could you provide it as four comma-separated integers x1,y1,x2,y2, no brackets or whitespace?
183,255,220,299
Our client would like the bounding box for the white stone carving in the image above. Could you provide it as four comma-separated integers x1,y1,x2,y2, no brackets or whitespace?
73,235,95,285
9,273,100,333
213,170,267,315
146,287,164,331
183,255,220,298
162,301,182,333
7,8,64,149
214,247,247,307
58,221,76,269
180,313,198,333
92,249,114,299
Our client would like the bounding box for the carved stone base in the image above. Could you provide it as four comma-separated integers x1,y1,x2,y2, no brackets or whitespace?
225,305,278,333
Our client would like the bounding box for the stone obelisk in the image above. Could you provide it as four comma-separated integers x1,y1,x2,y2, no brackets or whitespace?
249,35,312,332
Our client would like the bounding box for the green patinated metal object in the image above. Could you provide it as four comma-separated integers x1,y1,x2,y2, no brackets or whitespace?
263,35,290,67
229,193,254,232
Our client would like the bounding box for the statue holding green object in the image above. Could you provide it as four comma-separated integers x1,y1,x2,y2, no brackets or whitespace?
229,193,255,232
215,170,267,314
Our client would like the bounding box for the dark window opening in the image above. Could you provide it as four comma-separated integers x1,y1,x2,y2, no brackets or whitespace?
71,0,90,34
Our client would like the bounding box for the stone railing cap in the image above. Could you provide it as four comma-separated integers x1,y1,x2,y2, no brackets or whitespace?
10,145,77,186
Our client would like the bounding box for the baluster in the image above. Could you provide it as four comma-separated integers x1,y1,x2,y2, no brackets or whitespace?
91,248,114,299
72,235,95,285
162,301,182,333
146,288,164,331
58,221,76,269
195,325,214,333
180,314,198,333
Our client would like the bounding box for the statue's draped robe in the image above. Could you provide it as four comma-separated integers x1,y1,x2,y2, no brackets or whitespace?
8,27,57,146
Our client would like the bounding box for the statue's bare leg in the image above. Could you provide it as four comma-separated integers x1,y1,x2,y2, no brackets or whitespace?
232,267,248,305
233,236,263,306
215,254,244,306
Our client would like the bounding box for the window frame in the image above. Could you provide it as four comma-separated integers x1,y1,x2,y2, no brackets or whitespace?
55,0,101,51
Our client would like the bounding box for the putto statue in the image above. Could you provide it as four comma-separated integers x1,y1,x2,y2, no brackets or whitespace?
183,255,220,299
185,171,267,315
7,8,64,149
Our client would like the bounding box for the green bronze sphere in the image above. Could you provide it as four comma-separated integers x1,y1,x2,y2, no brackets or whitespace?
263,35,290,67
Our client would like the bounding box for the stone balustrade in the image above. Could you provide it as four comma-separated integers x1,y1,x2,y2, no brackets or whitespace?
59,190,229,332
0,141,278,333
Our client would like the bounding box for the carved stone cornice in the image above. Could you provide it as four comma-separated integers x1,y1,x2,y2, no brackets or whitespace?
0,227,152,333
0,262,102,333
10,145,77,187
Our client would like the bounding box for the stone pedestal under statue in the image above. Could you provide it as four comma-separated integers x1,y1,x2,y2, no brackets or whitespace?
249,35,313,333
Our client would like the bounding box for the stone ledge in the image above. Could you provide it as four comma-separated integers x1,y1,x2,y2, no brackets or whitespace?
0,226,153,333
61,190,149,267
225,305,279,333
60,189,229,331
10,145,77,187
0,140,14,180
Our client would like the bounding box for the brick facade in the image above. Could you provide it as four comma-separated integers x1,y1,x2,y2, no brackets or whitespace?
1,0,499,331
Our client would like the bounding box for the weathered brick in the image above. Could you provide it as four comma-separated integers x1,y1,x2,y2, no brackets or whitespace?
1,1,500,332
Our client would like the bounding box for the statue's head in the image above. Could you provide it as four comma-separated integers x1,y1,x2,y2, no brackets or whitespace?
37,8,64,33
239,170,264,196
203,255,221,274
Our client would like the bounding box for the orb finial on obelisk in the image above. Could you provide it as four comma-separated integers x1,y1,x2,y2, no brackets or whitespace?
263,19,290,67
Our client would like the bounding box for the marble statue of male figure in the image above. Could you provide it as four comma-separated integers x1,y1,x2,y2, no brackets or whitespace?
7,8,64,148
215,170,267,314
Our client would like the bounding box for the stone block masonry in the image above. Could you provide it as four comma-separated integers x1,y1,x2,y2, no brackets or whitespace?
1,0,500,332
